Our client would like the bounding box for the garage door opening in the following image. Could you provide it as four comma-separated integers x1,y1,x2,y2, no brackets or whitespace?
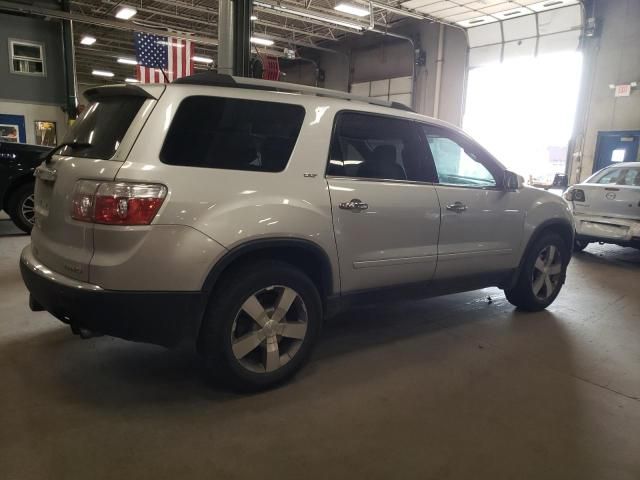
463,50,583,188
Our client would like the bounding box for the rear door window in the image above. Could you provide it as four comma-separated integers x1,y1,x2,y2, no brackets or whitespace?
160,96,305,172
327,112,434,182
60,96,146,159
618,168,640,186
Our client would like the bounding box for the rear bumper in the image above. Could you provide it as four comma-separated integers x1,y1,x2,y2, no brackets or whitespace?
20,245,207,347
574,214,640,246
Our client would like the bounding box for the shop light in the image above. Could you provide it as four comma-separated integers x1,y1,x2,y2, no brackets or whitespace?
117,57,138,65
250,15,258,20
92,69,114,77
80,35,96,46
192,55,214,64
334,3,370,17
250,37,275,46
115,7,137,20
254,1,364,30
125,78,140,83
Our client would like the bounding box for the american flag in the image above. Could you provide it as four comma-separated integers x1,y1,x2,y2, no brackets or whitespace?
134,32,193,83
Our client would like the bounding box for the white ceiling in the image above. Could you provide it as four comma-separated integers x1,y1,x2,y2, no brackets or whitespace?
398,0,581,28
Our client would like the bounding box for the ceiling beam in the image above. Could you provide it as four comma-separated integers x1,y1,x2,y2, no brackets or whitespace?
0,0,219,45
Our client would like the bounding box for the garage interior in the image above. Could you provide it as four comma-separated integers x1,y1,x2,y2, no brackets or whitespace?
1,0,639,478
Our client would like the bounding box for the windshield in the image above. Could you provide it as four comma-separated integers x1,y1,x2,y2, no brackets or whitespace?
60,96,145,160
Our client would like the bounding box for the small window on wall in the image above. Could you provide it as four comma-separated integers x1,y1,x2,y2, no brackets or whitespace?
610,148,626,163
10,40,45,76
0,124,20,143
34,121,57,146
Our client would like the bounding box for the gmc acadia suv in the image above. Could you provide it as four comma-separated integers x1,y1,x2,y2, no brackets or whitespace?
21,72,574,390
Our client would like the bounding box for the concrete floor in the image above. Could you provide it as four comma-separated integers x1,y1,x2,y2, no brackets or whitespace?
1,213,639,480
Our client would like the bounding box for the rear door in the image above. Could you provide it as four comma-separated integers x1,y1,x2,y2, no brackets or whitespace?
31,86,161,282
326,112,441,293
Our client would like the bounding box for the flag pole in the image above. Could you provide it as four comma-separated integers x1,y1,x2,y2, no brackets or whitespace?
161,68,170,83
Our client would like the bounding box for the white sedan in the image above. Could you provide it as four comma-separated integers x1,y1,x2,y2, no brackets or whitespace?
564,162,640,251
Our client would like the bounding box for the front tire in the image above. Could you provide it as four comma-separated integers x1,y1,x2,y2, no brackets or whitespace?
7,183,35,234
199,261,322,391
505,232,569,312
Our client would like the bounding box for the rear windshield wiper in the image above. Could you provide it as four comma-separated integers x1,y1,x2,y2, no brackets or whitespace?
43,142,92,164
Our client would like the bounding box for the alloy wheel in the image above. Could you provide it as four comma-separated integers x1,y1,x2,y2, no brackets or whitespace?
21,194,35,225
531,245,563,300
230,285,308,373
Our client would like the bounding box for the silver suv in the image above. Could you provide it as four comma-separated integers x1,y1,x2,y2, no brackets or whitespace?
21,73,574,390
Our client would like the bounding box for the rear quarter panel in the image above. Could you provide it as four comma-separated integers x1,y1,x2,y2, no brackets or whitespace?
113,86,341,293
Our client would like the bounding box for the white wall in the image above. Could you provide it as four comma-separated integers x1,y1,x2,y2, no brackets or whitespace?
0,99,68,145
569,0,640,182
315,22,469,126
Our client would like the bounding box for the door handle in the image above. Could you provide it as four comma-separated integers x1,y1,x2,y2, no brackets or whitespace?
339,198,369,211
446,201,467,213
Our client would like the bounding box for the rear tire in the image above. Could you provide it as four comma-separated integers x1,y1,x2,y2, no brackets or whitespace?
199,260,322,392
573,238,589,252
7,183,35,234
505,232,569,312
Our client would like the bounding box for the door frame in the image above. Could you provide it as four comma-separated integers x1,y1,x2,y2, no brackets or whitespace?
593,130,640,173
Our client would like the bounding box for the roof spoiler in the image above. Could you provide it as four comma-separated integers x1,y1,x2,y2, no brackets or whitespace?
84,84,157,102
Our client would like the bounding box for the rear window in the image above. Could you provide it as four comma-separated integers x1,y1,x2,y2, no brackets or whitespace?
160,96,305,172
60,96,145,159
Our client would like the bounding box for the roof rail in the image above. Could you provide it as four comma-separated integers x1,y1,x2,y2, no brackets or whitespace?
173,71,416,113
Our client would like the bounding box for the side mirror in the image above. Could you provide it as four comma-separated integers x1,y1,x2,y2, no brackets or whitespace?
504,170,523,191
552,173,568,189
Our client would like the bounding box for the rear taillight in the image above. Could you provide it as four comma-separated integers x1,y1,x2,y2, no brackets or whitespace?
71,181,167,225
563,188,585,202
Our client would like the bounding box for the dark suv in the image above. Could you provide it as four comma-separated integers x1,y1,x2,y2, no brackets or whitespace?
0,142,51,232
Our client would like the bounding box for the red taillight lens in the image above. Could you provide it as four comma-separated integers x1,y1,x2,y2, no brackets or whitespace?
71,181,167,225
71,180,98,222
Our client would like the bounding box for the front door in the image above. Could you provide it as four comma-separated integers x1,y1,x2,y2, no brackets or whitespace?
594,131,640,172
326,112,441,293
419,125,524,279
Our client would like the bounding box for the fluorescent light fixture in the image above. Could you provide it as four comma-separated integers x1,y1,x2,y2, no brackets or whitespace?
80,35,96,46
334,3,370,17
250,37,274,46
92,69,114,77
117,57,138,65
254,1,364,30
115,7,137,19
192,55,214,64
125,77,140,83
250,15,258,20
